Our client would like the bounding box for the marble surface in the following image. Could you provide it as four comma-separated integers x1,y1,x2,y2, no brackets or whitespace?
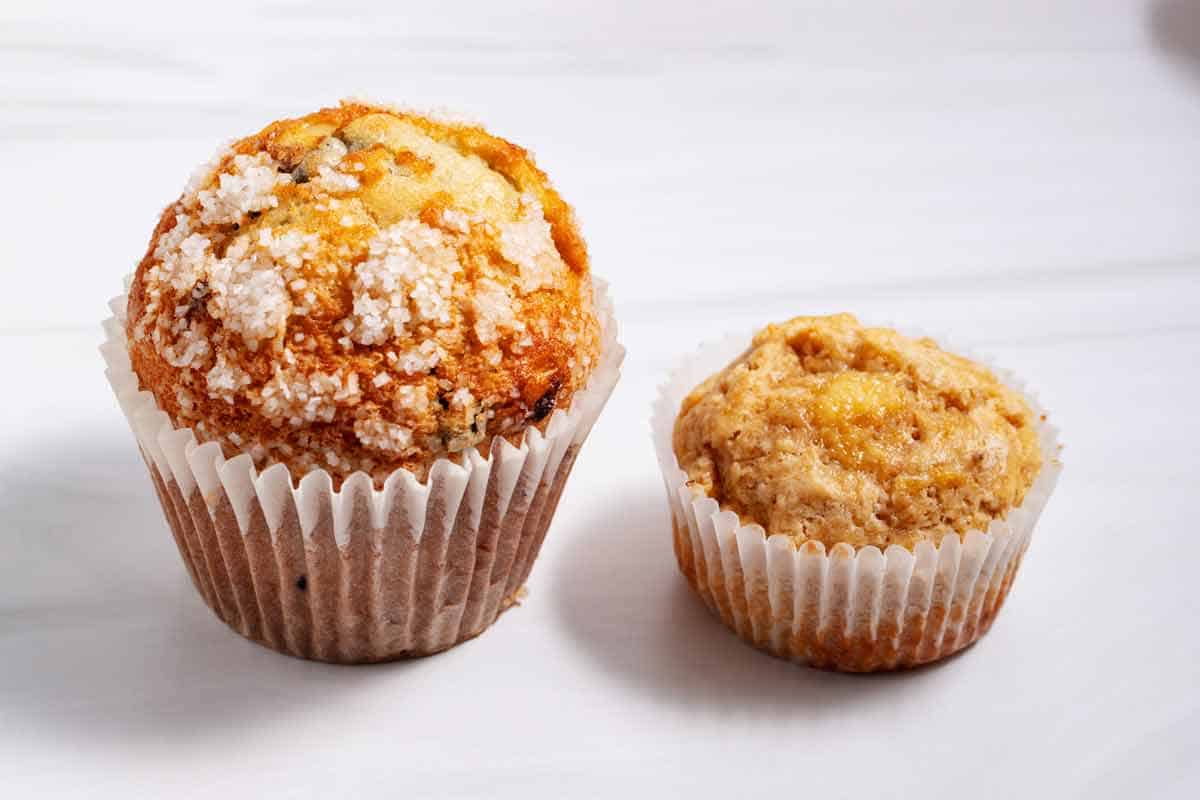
1,1,1198,797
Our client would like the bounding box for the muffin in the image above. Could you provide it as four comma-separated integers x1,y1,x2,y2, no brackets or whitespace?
102,101,622,662
652,314,1059,671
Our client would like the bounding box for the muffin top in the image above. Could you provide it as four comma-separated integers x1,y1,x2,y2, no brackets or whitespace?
672,314,1043,549
126,101,601,486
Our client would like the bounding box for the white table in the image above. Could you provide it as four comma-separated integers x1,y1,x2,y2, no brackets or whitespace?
2,1,1198,797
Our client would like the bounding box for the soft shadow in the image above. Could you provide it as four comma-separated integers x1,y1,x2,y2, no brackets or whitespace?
1149,0,1200,84
553,486,951,716
0,429,404,747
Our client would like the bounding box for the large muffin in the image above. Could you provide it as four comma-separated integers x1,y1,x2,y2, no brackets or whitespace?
659,314,1057,671
126,101,601,486
673,313,1043,549
107,102,621,663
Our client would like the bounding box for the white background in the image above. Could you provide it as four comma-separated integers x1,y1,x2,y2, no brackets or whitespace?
2,1,1198,797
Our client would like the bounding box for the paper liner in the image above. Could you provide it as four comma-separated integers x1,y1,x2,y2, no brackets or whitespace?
651,328,1061,672
102,282,622,663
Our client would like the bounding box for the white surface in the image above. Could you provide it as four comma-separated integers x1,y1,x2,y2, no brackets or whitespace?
2,1,1198,797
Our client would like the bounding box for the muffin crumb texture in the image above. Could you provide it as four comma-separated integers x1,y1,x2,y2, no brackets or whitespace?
126,102,600,485
673,314,1043,549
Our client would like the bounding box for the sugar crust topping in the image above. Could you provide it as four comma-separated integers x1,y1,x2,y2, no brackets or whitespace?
126,102,600,485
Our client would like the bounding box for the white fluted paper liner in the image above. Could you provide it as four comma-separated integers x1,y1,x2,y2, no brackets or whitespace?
102,282,622,663
651,328,1061,672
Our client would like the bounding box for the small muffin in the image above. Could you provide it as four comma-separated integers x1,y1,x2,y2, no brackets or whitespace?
105,102,621,662
657,314,1058,671
126,101,601,487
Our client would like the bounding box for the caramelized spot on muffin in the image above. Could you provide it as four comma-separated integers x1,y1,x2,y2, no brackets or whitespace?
672,314,1043,549
126,101,601,487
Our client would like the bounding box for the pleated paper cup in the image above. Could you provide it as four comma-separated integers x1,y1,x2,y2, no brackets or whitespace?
101,282,622,664
651,330,1061,673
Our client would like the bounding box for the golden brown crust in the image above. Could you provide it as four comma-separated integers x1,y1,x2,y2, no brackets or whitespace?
126,102,600,486
672,314,1043,550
